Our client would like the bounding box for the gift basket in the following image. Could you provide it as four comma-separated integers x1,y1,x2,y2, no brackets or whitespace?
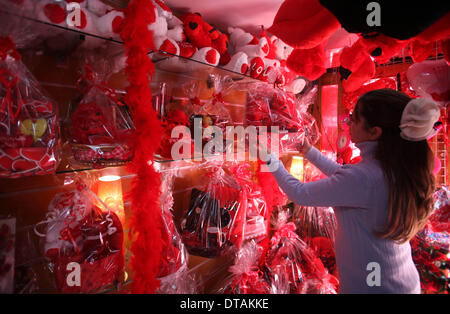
156,172,197,294
264,210,339,294
233,163,268,242
246,83,302,132
68,64,134,168
34,180,124,293
216,240,270,294
180,164,247,258
194,75,234,156
0,37,60,178
247,82,320,154
411,200,449,295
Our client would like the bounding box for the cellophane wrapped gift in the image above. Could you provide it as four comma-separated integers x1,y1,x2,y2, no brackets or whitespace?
411,199,449,295
216,240,270,294
34,180,124,293
156,172,197,294
0,37,60,178
264,211,339,294
245,83,302,132
293,205,338,277
232,163,268,242
69,64,134,168
180,164,247,258
196,75,234,155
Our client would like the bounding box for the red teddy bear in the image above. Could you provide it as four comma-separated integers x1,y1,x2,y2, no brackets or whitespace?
181,12,229,64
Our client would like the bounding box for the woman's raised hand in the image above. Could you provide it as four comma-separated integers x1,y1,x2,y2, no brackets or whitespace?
296,137,312,155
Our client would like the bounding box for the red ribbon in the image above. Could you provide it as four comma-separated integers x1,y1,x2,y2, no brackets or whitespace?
270,222,297,247
77,64,126,107
190,96,201,107
212,92,224,105
0,67,22,124
0,37,21,61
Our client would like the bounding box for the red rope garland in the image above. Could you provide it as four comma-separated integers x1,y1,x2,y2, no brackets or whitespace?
120,0,164,293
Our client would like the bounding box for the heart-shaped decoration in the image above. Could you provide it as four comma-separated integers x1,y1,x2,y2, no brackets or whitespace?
0,155,13,170
19,118,47,142
2,148,20,160
20,147,46,162
12,159,36,171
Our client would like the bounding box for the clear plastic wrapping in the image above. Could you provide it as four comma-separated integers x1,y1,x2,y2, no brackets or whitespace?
34,180,124,293
247,83,320,153
69,64,134,168
0,37,60,178
156,172,197,294
246,84,302,132
217,240,270,294
180,164,246,258
265,211,339,294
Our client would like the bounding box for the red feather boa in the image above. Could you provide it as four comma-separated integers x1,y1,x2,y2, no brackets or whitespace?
121,0,164,293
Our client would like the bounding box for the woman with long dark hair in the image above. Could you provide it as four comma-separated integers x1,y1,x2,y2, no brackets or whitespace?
264,89,440,293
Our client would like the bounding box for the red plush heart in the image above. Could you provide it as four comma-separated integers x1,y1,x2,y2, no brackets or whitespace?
205,49,218,64
44,4,67,24
159,39,178,55
112,15,124,34
20,148,46,162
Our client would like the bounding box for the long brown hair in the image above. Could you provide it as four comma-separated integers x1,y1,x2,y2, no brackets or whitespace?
354,89,436,243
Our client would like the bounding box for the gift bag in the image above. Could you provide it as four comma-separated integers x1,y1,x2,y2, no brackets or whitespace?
34,181,124,293
69,64,134,168
180,165,247,258
0,37,59,178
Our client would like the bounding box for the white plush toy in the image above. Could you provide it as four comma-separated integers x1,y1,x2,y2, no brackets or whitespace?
191,47,220,66
227,27,255,54
35,0,68,26
271,35,294,61
223,51,249,74
238,36,269,59
9,0,35,15
40,190,92,259
147,0,186,56
86,0,110,17
95,9,124,40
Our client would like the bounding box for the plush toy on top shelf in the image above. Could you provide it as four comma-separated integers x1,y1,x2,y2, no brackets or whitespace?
32,0,126,48
180,12,228,66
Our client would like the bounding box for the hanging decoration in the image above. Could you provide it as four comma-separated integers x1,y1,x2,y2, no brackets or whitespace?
120,0,165,293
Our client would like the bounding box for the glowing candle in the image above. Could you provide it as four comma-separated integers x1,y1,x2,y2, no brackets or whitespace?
98,169,125,223
290,156,304,181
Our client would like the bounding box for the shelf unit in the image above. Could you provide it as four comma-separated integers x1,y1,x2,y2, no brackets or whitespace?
0,5,308,294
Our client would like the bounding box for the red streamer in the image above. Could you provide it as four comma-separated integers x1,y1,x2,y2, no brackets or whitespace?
120,0,164,293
